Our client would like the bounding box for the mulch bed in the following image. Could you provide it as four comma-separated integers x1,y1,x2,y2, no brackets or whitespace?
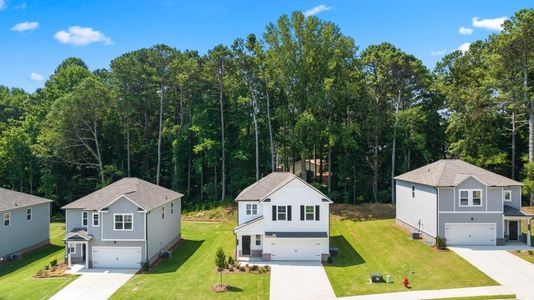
34,263,68,278
211,283,229,292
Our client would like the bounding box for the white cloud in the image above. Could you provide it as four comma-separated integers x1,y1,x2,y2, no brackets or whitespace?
472,16,507,31
430,50,447,56
303,4,331,17
457,42,471,53
54,26,112,46
458,26,473,35
11,21,39,32
0,0,6,10
30,72,44,81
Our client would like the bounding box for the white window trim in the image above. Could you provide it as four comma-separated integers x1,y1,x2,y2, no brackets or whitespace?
81,211,88,227
255,234,261,246
277,206,287,221
113,213,134,231
171,202,174,214
3,212,10,227
162,206,165,219
246,203,258,215
411,185,415,198
305,205,315,221
26,208,32,221
503,189,512,202
92,213,100,227
459,189,483,207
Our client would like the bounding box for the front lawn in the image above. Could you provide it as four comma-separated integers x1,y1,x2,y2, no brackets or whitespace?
324,218,497,297
0,222,76,300
111,220,269,300
512,250,534,264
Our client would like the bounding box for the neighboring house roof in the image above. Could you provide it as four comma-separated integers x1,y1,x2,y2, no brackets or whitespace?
265,232,328,238
394,159,523,187
235,172,331,202
62,177,183,212
0,188,52,213
504,205,534,217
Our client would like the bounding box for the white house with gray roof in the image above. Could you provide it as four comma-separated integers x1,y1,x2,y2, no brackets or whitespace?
233,172,332,261
395,159,533,246
0,188,52,260
62,177,183,269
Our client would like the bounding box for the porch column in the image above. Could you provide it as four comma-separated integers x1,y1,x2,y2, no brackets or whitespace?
67,243,71,268
85,241,89,269
528,218,532,246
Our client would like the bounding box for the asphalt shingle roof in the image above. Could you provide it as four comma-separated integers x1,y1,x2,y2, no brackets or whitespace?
62,177,183,211
394,159,523,187
235,172,297,201
0,188,52,213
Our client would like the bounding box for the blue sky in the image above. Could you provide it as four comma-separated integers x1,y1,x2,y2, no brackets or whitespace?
0,0,530,92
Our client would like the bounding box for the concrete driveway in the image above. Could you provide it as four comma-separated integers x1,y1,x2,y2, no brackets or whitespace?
50,267,137,300
450,245,534,300
270,261,336,300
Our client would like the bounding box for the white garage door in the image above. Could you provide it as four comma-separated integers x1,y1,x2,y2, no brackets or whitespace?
92,246,142,269
271,239,321,261
445,223,496,246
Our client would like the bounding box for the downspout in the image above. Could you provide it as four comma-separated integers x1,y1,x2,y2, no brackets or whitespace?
435,187,439,241
145,212,149,263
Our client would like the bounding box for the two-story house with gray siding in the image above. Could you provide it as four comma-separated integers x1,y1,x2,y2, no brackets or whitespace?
62,178,183,269
0,188,52,260
395,159,533,246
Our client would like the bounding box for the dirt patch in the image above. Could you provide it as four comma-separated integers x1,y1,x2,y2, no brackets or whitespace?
183,205,236,222
331,203,395,220
212,283,229,292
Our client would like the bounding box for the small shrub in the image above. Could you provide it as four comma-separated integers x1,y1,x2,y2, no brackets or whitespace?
228,267,234,272
227,255,235,266
258,266,266,274
528,250,533,255
44,265,49,270
327,256,333,264
250,265,259,271
435,236,447,250
50,258,58,267
143,261,149,272
264,265,270,271
516,250,521,253
239,266,246,272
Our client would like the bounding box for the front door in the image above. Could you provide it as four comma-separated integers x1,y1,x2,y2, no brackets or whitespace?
509,220,518,241
242,235,251,256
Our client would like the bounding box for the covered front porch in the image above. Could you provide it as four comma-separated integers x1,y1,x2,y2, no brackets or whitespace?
504,206,533,246
64,228,93,269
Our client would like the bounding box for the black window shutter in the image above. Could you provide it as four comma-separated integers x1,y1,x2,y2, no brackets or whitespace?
315,205,320,221
287,205,292,221
300,205,304,221
272,205,277,221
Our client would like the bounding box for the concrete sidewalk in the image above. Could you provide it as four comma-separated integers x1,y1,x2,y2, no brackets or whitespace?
340,285,512,300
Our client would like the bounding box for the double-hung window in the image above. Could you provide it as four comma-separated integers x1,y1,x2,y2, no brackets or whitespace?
114,214,133,230
246,204,258,215
26,208,32,221
305,206,315,220
171,202,174,214
459,189,483,207
92,213,99,227
503,190,512,202
255,234,261,246
277,206,287,220
3,212,10,227
162,206,165,219
411,185,415,198
82,211,88,227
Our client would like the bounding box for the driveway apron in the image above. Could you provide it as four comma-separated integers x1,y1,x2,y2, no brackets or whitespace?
270,261,336,300
450,246,534,300
50,268,137,300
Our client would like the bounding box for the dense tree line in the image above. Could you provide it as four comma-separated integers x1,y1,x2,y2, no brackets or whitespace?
0,9,532,211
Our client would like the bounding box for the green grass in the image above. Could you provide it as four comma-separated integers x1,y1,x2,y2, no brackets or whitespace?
424,295,516,300
324,218,497,297
511,250,534,264
0,222,77,300
111,220,269,300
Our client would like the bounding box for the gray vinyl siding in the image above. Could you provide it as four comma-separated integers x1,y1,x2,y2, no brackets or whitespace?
454,177,487,212
101,196,145,240
508,186,521,209
395,180,437,237
438,212,503,238
66,209,82,230
0,203,50,257
147,198,181,261
487,188,503,211
438,188,454,211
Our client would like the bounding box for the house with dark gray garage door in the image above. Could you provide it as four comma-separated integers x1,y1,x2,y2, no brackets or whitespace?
395,159,533,246
0,188,52,260
62,177,183,269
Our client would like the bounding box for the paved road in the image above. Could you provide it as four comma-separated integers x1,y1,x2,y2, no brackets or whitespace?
50,267,137,300
450,246,534,300
270,261,336,300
